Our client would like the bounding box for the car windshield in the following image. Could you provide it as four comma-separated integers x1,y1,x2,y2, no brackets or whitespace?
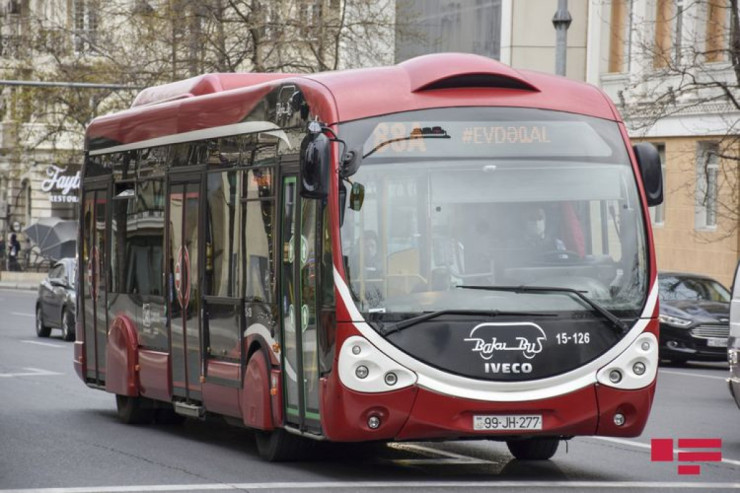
658,275,730,303
338,107,649,325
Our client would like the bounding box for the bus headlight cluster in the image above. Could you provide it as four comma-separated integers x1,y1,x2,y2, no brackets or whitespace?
597,333,658,390
338,336,417,393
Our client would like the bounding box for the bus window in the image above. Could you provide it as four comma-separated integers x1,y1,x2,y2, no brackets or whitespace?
205,171,241,298
244,168,277,333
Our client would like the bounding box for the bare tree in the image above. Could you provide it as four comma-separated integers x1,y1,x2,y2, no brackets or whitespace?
0,0,400,211
613,0,740,235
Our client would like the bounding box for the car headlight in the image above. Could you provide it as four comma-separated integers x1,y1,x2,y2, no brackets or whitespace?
658,314,692,328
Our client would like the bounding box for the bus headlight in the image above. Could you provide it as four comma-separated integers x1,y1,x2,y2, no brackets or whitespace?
597,333,658,390
355,365,369,379
338,336,417,393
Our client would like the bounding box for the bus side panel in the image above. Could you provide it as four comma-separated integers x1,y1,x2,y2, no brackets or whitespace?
202,361,241,418
105,315,139,397
138,349,171,402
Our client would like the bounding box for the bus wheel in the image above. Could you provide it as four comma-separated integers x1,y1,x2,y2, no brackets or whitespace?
61,309,75,342
506,438,559,460
35,306,51,338
255,429,313,462
115,395,155,425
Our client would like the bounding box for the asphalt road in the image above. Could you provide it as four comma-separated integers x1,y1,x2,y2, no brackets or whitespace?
1,288,739,493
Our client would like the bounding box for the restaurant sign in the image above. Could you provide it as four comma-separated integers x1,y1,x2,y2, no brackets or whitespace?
41,165,80,203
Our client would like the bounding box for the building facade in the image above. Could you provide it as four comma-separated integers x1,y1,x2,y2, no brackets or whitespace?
588,0,740,287
395,0,590,80
0,0,394,268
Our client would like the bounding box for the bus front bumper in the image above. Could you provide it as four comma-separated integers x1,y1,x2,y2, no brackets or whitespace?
321,377,656,442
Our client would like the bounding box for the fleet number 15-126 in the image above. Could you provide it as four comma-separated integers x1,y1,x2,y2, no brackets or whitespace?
556,332,591,345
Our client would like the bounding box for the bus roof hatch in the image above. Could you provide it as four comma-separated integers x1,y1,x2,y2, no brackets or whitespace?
400,53,539,93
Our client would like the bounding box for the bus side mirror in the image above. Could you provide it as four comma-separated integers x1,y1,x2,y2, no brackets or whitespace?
633,143,663,207
300,125,330,200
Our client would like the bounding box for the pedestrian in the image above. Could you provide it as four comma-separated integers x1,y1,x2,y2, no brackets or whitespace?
8,233,21,271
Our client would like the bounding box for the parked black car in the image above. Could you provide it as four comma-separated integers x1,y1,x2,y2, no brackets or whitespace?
658,272,730,364
36,258,76,341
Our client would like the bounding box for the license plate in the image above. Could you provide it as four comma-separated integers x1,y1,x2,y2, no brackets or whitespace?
473,414,543,431
707,337,728,347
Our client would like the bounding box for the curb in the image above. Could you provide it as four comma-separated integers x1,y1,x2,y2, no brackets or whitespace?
0,283,39,291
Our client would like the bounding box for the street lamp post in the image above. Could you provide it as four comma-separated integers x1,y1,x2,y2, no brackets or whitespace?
552,0,572,76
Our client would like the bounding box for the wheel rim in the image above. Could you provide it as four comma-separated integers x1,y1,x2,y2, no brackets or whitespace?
36,308,43,334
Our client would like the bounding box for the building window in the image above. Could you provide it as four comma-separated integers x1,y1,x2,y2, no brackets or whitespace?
299,0,322,39
608,0,633,73
654,0,683,68
72,0,99,54
649,143,666,226
695,142,719,230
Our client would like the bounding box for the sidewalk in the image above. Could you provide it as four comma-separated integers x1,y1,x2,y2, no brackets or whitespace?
0,271,45,291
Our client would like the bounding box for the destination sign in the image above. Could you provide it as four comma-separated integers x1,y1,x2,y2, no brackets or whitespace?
363,121,613,159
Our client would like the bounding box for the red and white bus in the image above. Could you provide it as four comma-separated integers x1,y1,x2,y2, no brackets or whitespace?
75,53,664,461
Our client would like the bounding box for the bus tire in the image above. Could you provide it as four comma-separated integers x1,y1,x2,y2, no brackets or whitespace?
35,306,51,338
255,429,312,462
506,437,559,460
61,309,75,342
115,394,155,425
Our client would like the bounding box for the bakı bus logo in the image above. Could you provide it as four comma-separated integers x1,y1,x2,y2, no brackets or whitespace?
651,438,723,475
464,322,547,361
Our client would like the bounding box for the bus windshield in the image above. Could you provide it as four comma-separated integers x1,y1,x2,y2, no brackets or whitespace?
339,107,649,327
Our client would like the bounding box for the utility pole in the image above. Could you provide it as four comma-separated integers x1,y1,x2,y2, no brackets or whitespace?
552,0,572,76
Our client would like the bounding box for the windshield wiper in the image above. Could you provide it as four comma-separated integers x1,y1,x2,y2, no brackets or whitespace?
363,127,451,159
380,309,555,337
456,285,629,335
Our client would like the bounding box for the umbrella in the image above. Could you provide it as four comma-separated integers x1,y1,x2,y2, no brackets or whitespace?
24,218,77,261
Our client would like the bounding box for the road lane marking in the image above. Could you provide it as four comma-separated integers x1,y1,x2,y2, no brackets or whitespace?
593,436,740,467
1,481,740,492
21,340,65,348
387,442,493,465
11,312,34,317
0,367,63,378
659,369,727,381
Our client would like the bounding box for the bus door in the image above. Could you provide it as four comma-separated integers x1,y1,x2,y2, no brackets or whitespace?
81,181,110,385
279,174,321,432
168,176,203,402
